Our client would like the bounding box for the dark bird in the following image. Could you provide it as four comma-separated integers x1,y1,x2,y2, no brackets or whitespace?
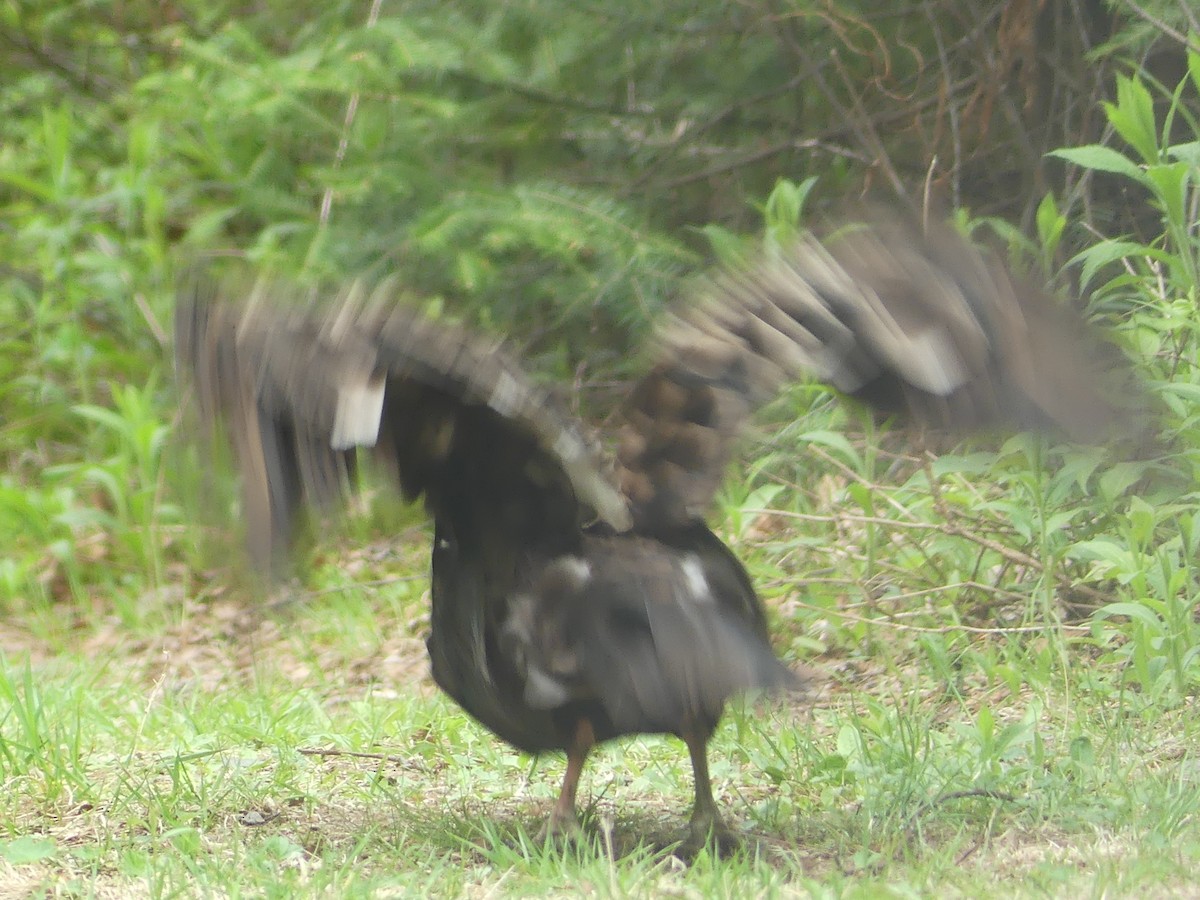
176,215,1128,851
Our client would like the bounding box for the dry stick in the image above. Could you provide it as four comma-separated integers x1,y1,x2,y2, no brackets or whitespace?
923,0,962,209
656,71,985,193
628,68,816,190
1119,0,1199,49
922,154,938,235
763,503,1079,611
135,292,168,348
955,816,997,866
0,29,116,95
1178,0,1200,36
761,505,1008,590
763,446,957,581
264,575,428,611
753,501,1083,627
761,571,1033,608
751,511,1050,620
909,789,1018,823
826,48,908,200
442,69,649,116
919,454,1110,608
304,574,426,594
786,597,1089,636
317,0,385,229
764,440,1109,611
802,442,926,523
765,6,906,200
298,747,417,764
762,508,960,532
904,789,1017,849
658,137,872,191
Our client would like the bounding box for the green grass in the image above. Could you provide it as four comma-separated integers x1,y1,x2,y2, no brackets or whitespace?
5,546,1200,897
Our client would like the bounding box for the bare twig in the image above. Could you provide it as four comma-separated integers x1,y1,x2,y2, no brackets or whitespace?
1178,0,1200,37
919,455,1110,608
905,789,1018,837
134,292,168,348
800,443,926,523
923,0,961,208
658,138,871,191
784,597,1090,635
317,0,385,229
1118,0,1200,50
922,154,938,232
828,48,908,199
265,575,427,610
298,747,417,764
0,31,116,95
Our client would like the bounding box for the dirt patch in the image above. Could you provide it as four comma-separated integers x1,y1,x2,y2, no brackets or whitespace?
2,538,438,703
0,861,150,900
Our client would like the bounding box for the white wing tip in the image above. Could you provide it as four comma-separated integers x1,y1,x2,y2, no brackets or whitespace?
331,376,386,449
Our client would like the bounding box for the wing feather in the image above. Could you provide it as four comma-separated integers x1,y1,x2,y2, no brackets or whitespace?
175,276,631,571
618,213,1133,529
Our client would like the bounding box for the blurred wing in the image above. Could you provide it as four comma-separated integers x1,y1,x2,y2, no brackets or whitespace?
618,214,1131,528
175,276,631,571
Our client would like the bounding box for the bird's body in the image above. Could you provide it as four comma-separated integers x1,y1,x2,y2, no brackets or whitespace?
413,395,791,761
177,215,1129,848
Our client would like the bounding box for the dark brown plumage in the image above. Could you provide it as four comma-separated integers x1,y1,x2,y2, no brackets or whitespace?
176,216,1129,850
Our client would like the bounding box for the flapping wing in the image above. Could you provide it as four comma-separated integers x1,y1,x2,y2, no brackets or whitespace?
618,214,1131,529
175,276,631,572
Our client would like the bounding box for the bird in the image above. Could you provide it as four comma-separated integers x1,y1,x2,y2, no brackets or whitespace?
175,213,1128,852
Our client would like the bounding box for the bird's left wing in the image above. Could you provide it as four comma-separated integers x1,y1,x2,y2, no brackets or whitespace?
175,276,631,571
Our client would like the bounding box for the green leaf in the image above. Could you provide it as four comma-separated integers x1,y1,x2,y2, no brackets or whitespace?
698,223,749,266
1069,736,1095,767
1099,462,1152,501
1049,146,1145,183
1144,162,1191,227
0,836,57,864
797,429,863,471
1167,141,1200,167
0,169,58,202
1067,538,1130,568
1094,601,1165,629
1067,239,1160,291
742,483,784,512
835,724,864,762
1107,75,1160,165
1127,496,1156,548
763,176,817,249
1034,193,1064,261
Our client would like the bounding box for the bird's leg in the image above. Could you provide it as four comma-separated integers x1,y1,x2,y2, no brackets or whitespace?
539,718,594,844
680,728,740,855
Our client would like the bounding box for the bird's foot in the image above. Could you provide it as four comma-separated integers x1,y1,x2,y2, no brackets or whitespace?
537,807,583,846
675,810,741,857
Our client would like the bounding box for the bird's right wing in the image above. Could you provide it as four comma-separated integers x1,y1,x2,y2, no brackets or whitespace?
617,215,1133,530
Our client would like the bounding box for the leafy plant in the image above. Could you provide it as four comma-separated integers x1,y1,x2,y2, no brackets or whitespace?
1052,53,1200,298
